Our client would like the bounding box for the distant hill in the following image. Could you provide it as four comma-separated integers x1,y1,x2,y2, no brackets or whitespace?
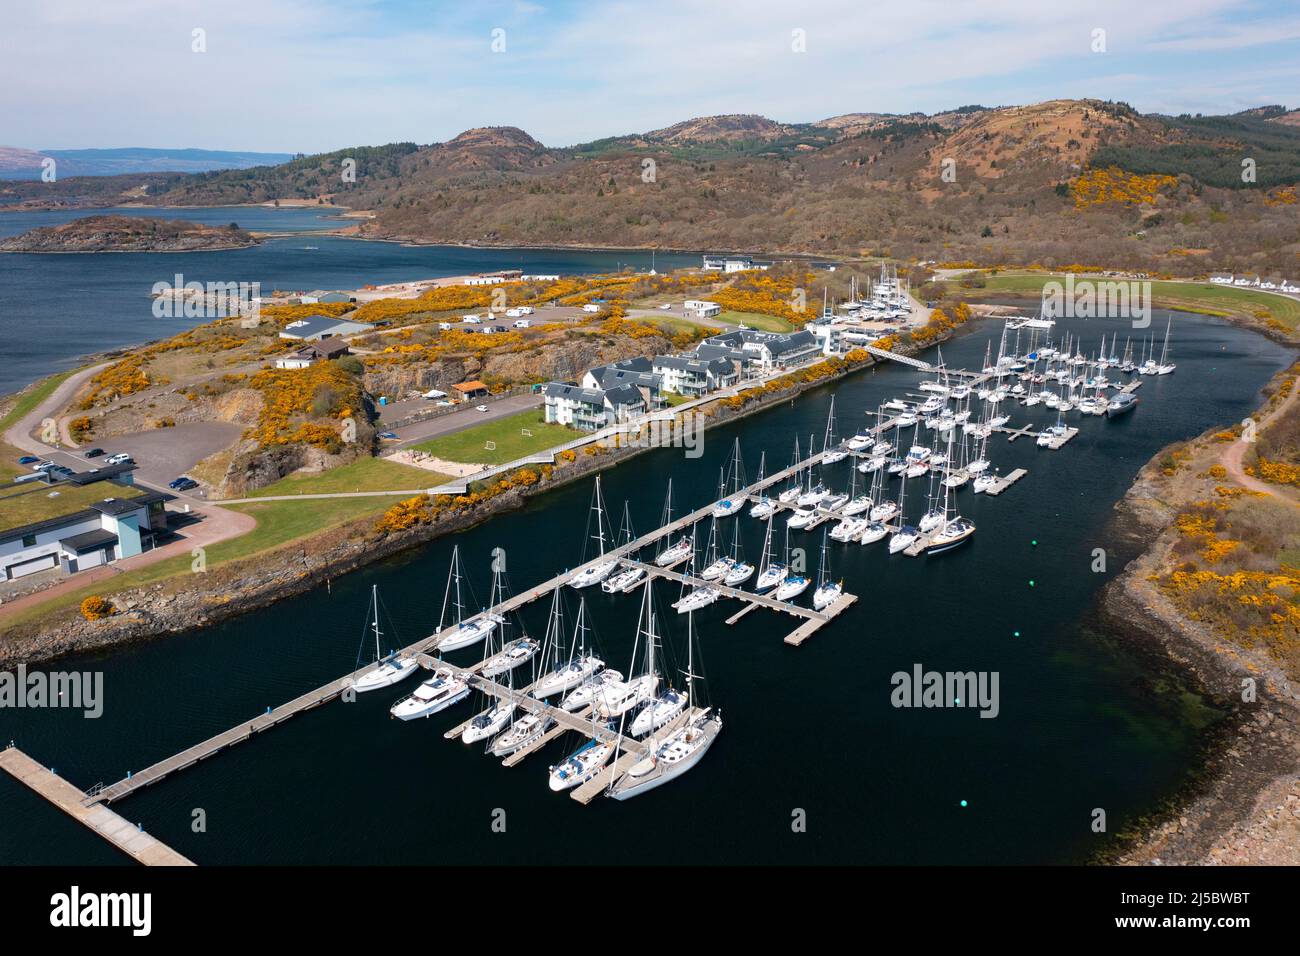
0,147,296,180
5,100,1300,275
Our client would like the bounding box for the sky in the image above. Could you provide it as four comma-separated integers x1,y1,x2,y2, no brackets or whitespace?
2,0,1298,153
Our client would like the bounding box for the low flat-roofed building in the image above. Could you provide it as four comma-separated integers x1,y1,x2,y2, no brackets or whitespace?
0,478,167,580
278,315,374,341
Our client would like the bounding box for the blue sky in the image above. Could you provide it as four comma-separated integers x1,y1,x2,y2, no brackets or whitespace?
3,0,1298,152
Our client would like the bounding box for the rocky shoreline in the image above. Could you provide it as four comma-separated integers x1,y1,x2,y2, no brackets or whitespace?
0,214,259,253
0,350,877,668
1094,404,1300,865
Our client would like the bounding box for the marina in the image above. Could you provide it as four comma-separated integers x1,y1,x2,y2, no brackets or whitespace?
2,307,1291,866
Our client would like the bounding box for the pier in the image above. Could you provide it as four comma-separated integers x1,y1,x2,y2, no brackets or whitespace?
0,746,194,865
13,339,1147,827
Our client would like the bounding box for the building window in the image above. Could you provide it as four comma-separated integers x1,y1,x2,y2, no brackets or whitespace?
22,534,36,548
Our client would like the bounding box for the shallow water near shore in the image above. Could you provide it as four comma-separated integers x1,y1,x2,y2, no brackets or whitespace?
0,205,695,394
0,309,1293,864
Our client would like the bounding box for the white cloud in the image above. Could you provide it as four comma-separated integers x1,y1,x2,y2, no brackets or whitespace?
0,0,1294,151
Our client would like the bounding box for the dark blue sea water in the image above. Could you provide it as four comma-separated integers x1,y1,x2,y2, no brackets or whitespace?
0,308,1291,865
0,206,695,394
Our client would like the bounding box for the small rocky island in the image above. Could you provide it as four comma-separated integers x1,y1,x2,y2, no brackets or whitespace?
0,214,260,252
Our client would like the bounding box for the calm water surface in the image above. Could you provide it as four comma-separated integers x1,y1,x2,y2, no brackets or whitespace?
0,309,1291,865
0,205,694,394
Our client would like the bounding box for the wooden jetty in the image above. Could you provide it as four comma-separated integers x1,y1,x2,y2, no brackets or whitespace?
1,746,194,865
985,468,1028,496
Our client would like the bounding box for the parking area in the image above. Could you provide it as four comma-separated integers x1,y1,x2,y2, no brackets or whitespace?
39,421,244,494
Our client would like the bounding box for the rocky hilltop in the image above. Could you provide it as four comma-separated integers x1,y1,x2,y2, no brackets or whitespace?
0,214,259,252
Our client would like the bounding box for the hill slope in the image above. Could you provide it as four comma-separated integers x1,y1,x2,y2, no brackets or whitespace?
6,99,1300,274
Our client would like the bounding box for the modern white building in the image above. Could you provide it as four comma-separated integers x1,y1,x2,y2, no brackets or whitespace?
683,299,722,319
0,472,166,580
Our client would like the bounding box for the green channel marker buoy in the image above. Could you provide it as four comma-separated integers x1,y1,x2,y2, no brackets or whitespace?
960,800,968,808
1029,580,1036,587
1013,630,1021,638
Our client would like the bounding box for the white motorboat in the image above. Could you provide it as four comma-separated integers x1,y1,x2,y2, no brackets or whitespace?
797,483,829,507
390,666,469,719
489,712,556,757
830,516,868,542
594,674,657,719
786,506,817,529
972,472,998,494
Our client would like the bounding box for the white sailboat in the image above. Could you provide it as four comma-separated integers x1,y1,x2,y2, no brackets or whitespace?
602,501,645,593
753,514,786,592
748,451,776,518
774,526,810,601
887,473,918,554
595,583,659,718
607,610,721,801
432,546,502,652
653,480,694,567
353,585,420,693
532,594,605,698
811,528,843,610
712,439,747,517
569,476,619,588
722,517,755,586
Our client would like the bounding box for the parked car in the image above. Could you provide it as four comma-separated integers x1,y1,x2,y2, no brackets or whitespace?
17,455,39,465
83,447,105,458
377,431,399,441
475,404,489,412
167,476,191,489
105,453,133,466
32,460,57,472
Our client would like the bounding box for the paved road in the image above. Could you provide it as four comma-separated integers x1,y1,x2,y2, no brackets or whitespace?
391,394,543,449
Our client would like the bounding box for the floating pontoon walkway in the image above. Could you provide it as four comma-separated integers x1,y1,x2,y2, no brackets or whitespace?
0,746,194,865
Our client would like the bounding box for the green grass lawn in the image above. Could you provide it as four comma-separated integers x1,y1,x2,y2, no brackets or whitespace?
971,273,1300,330
715,310,796,332
240,456,447,498
0,480,144,534
0,370,78,482
411,408,579,465
0,494,404,631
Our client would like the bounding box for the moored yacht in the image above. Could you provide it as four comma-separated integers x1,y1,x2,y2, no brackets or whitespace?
390,666,468,719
